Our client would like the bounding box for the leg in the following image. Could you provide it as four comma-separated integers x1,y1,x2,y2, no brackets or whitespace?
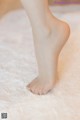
21,0,70,95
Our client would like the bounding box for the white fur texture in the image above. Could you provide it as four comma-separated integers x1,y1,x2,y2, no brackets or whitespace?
0,6,80,120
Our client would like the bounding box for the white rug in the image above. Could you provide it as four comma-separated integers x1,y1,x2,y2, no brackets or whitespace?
0,6,80,120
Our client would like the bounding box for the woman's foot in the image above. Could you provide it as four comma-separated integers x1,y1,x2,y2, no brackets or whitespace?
27,17,70,95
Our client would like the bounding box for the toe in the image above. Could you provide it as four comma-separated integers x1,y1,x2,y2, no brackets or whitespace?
33,85,39,94
30,86,37,94
37,86,44,95
31,82,39,94
43,88,47,95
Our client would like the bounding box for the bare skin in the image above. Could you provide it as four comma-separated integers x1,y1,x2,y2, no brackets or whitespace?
28,20,70,95
21,0,70,95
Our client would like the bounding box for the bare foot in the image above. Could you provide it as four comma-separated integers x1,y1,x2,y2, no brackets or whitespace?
27,17,70,95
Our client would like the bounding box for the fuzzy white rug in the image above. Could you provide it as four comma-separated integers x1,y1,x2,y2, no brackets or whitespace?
0,6,80,120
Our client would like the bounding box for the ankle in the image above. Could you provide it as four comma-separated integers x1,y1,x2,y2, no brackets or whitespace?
32,25,51,38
